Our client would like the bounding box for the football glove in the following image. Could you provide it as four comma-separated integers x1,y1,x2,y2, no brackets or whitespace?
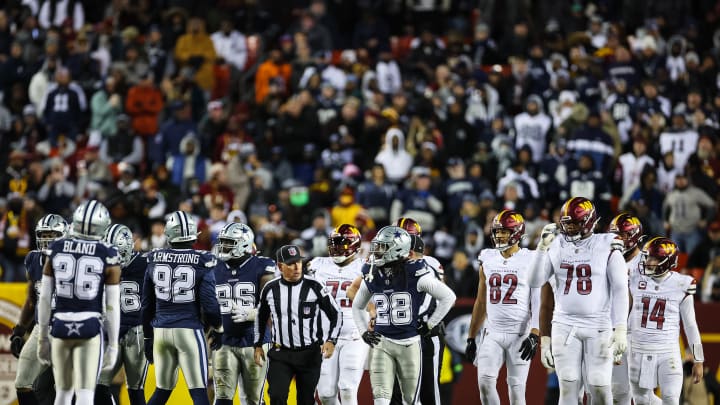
10,325,25,358
144,338,154,364
537,224,557,251
465,338,477,362
209,329,222,351
610,326,627,362
417,320,432,337
231,302,257,323
540,336,554,369
519,333,539,361
361,331,382,347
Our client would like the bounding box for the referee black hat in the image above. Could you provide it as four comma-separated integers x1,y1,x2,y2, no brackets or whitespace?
276,244,305,264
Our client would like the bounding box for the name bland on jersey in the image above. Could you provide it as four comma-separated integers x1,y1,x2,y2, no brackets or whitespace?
151,251,200,264
62,240,97,255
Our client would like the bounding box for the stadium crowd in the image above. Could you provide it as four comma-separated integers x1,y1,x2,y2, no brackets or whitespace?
0,0,719,306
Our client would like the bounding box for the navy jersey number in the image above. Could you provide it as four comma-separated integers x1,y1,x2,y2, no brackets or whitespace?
216,282,256,314
53,253,104,300
374,292,413,326
153,264,196,303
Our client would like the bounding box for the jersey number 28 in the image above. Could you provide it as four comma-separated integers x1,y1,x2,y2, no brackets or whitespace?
374,292,412,326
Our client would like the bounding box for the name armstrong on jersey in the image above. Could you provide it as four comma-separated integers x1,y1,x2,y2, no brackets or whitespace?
151,251,201,264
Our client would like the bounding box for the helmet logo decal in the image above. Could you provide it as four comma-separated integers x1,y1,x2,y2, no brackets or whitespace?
578,200,594,212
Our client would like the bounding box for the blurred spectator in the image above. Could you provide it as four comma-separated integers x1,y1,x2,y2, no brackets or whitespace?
330,186,363,228
125,69,164,138
29,54,59,116
199,163,234,211
301,210,332,257
391,168,443,232
514,95,552,164
0,197,32,281
374,127,412,184
38,0,84,31
563,154,611,219
0,151,29,199
615,135,655,197
659,112,699,173
43,67,85,146
199,100,228,157
151,100,197,167
292,11,332,57
255,48,291,104
166,134,211,195
497,159,540,202
356,163,395,226
538,139,576,209
99,114,144,166
690,221,720,279
90,76,122,141
37,158,75,216
445,250,479,298
663,172,716,253
145,25,172,84
625,165,665,235
76,145,112,200
211,16,247,73
174,17,216,92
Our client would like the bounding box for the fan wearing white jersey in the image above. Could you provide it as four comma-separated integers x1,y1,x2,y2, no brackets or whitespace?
629,237,704,404
309,224,369,405
529,197,629,405
607,212,664,405
466,210,540,405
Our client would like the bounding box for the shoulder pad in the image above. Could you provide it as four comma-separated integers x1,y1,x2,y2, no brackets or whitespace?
100,241,114,249
407,260,430,277
106,254,121,266
205,257,218,268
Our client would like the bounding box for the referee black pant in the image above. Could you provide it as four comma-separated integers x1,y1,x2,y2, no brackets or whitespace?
266,344,322,405
390,335,444,405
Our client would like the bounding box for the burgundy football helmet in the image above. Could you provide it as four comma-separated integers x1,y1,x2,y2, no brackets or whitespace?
559,197,599,242
491,210,526,251
328,224,362,264
608,213,643,253
639,237,678,277
396,217,422,236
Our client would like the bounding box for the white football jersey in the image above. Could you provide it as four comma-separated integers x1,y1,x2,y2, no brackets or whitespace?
613,250,643,327
309,256,364,340
659,130,699,172
546,233,618,329
479,247,536,334
629,271,696,353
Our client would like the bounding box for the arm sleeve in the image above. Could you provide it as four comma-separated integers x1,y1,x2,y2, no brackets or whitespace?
199,269,222,329
254,284,272,346
529,250,553,288
104,284,120,347
680,293,703,362
417,274,457,328
351,282,372,334
37,274,54,338
529,286,540,330
141,270,156,338
607,250,630,328
318,283,342,341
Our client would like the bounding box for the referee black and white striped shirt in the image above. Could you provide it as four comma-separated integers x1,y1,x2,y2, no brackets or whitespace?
254,268,342,349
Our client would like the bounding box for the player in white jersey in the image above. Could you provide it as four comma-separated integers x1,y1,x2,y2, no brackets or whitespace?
466,210,540,405
607,213,645,405
309,224,368,405
529,197,629,405
629,237,704,404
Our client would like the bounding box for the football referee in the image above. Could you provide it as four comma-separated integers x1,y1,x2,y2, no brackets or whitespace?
254,245,342,405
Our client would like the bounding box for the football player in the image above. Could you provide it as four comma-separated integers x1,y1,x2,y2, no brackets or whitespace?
395,217,446,405
607,213,644,405
37,200,121,405
211,222,275,405
141,211,222,405
12,214,67,405
465,210,540,405
96,224,149,405
629,237,704,404
529,197,629,405
351,226,456,405
308,224,368,405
